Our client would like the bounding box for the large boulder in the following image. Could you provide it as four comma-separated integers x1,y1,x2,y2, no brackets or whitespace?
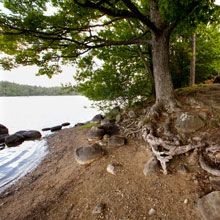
88,126,105,142
75,144,105,165
98,123,119,136
0,134,9,144
91,114,104,123
5,134,25,147
0,124,9,135
175,112,205,133
0,143,5,150
15,130,42,141
108,135,126,148
197,191,220,220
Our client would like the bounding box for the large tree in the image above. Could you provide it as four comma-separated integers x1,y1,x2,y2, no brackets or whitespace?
0,0,218,112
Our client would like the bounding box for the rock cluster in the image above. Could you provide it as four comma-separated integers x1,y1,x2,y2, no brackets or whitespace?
75,114,126,165
0,124,42,148
42,122,70,132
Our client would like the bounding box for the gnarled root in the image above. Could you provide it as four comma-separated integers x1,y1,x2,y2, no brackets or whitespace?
143,130,205,174
199,152,220,176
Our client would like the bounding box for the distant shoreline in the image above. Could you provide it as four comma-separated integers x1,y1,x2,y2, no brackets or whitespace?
0,81,77,96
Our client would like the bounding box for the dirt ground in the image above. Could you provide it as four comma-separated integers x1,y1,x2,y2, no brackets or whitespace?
0,126,212,220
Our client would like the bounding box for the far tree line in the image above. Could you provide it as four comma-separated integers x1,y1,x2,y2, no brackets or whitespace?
0,81,77,96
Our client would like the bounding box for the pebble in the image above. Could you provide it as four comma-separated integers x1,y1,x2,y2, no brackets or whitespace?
177,164,189,174
107,164,116,175
184,199,189,204
148,208,156,216
92,203,105,214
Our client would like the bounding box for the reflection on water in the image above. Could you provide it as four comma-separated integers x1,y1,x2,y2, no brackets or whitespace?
0,96,99,192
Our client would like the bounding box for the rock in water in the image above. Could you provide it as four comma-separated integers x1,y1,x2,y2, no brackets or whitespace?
5,134,25,147
0,143,5,150
62,122,70,127
75,144,105,165
197,191,220,220
15,130,42,141
42,127,51,131
0,124,9,135
50,125,62,132
0,134,9,144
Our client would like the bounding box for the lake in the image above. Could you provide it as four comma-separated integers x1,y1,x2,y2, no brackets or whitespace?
0,96,99,192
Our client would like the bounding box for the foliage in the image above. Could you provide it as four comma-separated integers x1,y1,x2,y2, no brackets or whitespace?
170,23,220,88
0,81,77,96
75,44,153,107
0,0,219,106
80,122,97,129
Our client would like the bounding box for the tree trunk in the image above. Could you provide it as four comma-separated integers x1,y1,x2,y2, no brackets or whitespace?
189,33,196,86
151,31,175,110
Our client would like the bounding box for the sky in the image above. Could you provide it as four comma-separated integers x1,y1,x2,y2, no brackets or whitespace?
0,1,220,87
0,65,76,87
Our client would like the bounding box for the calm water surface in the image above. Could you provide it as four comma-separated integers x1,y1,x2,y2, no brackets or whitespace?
0,96,99,192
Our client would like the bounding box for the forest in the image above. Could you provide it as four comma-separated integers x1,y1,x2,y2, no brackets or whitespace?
0,81,77,96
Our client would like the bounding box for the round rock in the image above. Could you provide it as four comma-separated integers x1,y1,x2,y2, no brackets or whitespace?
175,112,205,133
91,114,104,123
0,134,9,144
5,134,25,147
75,144,105,165
0,124,9,135
15,130,42,141
98,123,119,135
197,191,220,220
88,126,105,141
108,135,126,148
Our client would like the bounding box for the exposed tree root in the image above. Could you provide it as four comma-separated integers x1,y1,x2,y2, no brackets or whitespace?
199,153,220,177
119,98,220,176
143,131,205,174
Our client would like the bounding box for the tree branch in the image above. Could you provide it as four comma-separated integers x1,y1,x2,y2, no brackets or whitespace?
121,0,158,33
74,0,136,19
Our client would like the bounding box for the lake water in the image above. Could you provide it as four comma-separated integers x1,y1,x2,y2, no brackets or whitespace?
0,96,99,193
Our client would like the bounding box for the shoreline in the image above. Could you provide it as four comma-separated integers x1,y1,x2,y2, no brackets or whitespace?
0,126,205,219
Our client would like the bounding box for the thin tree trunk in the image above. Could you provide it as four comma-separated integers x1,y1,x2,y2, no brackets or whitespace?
151,32,175,110
189,33,196,86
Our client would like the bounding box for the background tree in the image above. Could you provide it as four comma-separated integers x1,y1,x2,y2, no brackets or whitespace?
0,0,218,112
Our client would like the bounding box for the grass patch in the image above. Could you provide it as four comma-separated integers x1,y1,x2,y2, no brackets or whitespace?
80,122,97,129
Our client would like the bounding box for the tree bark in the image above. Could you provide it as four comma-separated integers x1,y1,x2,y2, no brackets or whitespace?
149,0,175,112
189,33,196,86
151,31,175,110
